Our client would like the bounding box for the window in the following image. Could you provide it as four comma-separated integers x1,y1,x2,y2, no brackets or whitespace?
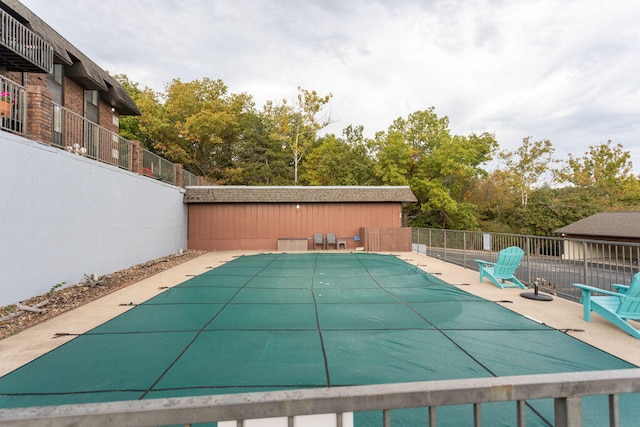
46,64,63,105
47,64,64,145
84,90,100,157
84,89,99,123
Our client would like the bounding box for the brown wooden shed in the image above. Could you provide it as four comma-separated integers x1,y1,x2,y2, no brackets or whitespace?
184,186,417,251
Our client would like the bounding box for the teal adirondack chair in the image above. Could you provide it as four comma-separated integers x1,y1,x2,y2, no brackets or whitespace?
573,272,640,339
475,246,525,289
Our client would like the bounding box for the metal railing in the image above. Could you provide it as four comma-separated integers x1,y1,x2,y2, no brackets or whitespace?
0,74,26,135
413,228,640,300
183,168,200,186
0,8,53,73
46,102,205,187
51,103,133,170
2,76,206,187
1,369,638,426
143,148,175,184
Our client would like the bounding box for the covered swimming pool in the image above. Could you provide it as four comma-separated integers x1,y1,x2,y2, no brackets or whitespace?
0,252,638,426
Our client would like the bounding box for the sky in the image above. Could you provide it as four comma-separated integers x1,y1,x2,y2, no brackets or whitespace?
20,0,640,172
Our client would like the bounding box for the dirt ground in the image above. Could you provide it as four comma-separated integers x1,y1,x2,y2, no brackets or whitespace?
0,250,206,341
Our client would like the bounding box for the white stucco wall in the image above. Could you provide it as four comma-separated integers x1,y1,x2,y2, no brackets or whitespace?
0,132,188,306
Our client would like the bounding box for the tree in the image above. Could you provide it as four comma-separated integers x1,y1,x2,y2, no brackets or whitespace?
301,125,377,185
371,108,497,229
469,170,520,233
556,141,640,209
264,87,332,184
234,111,293,185
520,186,600,236
113,74,168,150
499,137,557,207
161,78,255,180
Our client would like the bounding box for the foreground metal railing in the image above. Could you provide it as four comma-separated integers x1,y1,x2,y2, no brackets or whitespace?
413,228,640,301
0,75,26,135
1,370,639,427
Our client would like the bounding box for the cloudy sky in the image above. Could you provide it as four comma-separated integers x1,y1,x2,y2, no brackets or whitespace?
20,0,640,170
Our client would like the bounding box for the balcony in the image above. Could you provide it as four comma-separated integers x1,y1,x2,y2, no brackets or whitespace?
0,7,53,73
49,102,202,187
0,74,25,134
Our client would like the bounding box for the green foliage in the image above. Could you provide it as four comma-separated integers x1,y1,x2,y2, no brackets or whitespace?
301,129,377,185
372,108,497,230
48,281,65,295
470,170,520,232
555,141,640,209
519,187,601,236
113,74,165,149
499,137,557,207
263,87,332,183
162,78,257,181
234,111,293,185
113,74,640,234
2,304,16,314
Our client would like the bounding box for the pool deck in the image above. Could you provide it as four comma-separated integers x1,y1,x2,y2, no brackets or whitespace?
2,250,639,378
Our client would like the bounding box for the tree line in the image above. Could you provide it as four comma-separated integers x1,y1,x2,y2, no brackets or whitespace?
115,75,640,236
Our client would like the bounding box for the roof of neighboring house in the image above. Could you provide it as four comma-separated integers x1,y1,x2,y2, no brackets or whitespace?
184,186,418,204
555,212,640,239
1,0,140,116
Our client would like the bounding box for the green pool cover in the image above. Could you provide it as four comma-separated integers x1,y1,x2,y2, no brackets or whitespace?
0,253,638,426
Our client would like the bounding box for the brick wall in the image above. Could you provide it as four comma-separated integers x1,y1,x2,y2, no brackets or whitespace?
99,102,119,133
25,72,47,87
63,77,83,115
0,69,24,84
25,85,52,145
2,70,193,187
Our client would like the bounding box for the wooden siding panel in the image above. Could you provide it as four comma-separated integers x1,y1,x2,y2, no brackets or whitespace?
188,202,407,251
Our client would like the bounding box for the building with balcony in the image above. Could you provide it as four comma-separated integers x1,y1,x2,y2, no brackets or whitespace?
0,0,194,306
1,0,142,169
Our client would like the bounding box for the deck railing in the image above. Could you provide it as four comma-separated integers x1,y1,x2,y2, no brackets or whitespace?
0,369,638,426
183,168,200,186
51,103,133,170
47,102,205,187
413,228,640,300
0,75,26,135
142,148,175,185
0,8,53,73
1,72,206,187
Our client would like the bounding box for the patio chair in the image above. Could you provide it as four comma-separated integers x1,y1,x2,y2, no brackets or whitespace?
326,233,344,250
313,233,325,250
572,273,640,339
475,246,525,289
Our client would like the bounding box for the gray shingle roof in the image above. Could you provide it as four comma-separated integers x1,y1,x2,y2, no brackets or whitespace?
555,212,640,239
184,186,418,204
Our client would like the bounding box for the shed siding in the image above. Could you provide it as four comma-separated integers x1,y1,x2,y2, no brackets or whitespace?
188,202,403,251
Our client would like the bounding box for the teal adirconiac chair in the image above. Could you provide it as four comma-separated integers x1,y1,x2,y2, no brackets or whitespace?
573,272,640,339
475,246,525,289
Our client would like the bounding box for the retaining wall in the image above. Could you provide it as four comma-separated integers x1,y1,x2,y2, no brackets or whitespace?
0,131,187,306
